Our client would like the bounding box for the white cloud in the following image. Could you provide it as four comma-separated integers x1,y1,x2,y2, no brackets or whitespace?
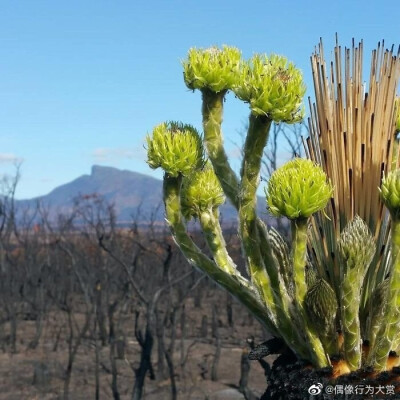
91,147,144,162
0,153,23,164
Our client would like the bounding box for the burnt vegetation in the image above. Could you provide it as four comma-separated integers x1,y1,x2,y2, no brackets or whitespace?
0,121,303,399
0,174,271,400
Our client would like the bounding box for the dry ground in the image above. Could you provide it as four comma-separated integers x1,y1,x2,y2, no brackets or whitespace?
0,295,272,399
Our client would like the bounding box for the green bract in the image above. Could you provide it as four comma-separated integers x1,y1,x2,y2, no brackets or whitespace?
337,216,376,270
146,122,204,177
266,158,333,219
181,163,225,219
233,54,306,122
182,46,242,93
380,169,400,218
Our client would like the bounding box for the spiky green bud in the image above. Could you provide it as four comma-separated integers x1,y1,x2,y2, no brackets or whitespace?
380,169,400,218
395,97,400,133
181,162,225,219
233,54,306,122
337,215,376,271
305,261,318,288
305,277,338,356
146,122,204,177
269,227,291,276
265,158,333,220
305,278,338,331
182,46,242,93
269,227,292,293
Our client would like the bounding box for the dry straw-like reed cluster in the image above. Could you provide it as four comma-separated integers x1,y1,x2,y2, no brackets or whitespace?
306,38,400,305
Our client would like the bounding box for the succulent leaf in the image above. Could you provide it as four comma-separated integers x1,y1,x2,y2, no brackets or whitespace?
266,158,333,220
182,46,242,93
365,278,389,353
233,54,306,122
146,122,204,177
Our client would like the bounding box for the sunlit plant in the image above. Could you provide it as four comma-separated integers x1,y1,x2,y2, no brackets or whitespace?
145,42,400,397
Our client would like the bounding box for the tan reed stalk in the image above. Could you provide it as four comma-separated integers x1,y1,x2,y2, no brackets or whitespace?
306,38,400,306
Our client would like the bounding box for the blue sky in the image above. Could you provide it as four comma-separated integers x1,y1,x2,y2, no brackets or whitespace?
0,0,399,199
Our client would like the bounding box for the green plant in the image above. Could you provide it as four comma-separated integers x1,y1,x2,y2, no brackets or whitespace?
146,41,400,378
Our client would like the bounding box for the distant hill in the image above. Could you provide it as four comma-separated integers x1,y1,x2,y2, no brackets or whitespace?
16,165,274,226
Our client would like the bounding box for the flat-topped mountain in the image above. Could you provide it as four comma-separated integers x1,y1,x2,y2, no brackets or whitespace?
17,165,273,226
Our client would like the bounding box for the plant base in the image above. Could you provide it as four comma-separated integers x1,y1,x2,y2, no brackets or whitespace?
260,354,400,400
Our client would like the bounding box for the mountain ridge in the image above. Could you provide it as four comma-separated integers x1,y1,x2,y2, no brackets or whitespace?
16,165,272,225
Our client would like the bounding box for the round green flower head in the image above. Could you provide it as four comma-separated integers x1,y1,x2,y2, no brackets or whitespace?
182,46,242,93
266,158,333,220
395,97,400,133
233,54,306,122
380,169,400,218
181,162,225,219
146,122,204,177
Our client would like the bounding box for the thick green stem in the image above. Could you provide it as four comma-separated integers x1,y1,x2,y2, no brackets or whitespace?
341,268,363,370
162,174,279,336
238,114,310,360
373,217,400,371
201,90,281,300
291,218,330,367
239,114,276,308
291,219,309,305
202,89,240,208
200,93,309,360
199,209,241,278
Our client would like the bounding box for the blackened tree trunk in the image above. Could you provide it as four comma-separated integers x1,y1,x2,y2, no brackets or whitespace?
201,315,208,338
156,309,167,380
63,309,92,400
132,308,155,400
95,282,108,346
211,336,221,382
110,336,121,400
239,348,258,400
180,304,187,366
226,292,233,328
